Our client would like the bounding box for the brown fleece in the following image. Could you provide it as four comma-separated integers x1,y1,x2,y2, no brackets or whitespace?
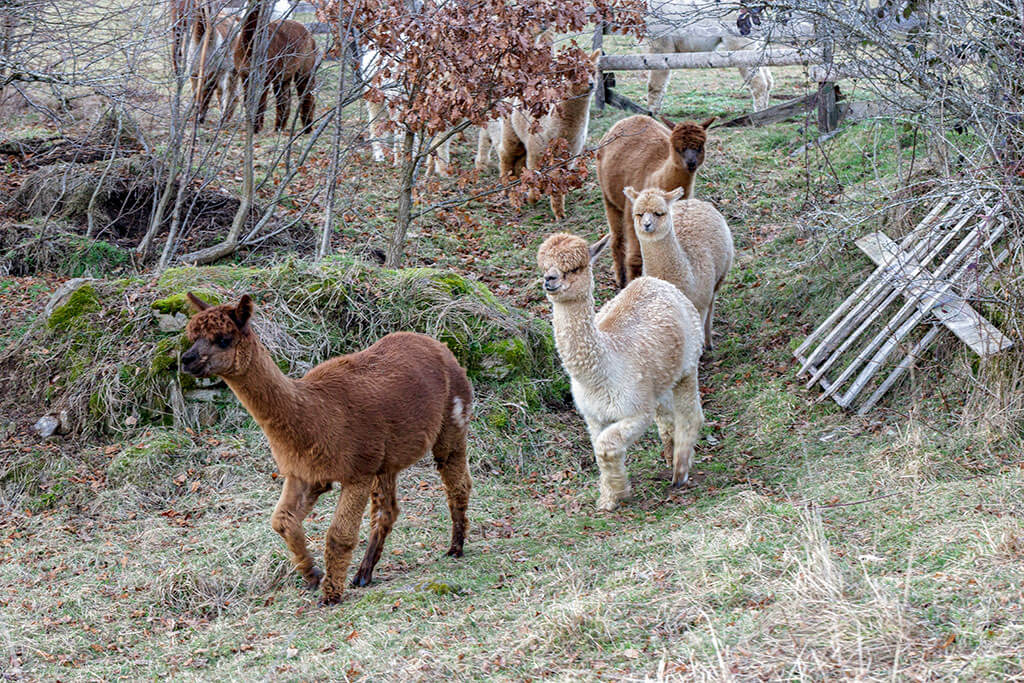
182,294,473,605
596,115,714,288
232,7,318,133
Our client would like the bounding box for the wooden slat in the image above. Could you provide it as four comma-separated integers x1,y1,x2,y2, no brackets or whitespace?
600,48,822,72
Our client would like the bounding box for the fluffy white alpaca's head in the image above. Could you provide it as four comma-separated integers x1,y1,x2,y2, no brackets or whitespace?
537,232,609,303
623,186,684,242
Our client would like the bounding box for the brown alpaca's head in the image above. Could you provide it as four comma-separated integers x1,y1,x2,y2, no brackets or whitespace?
537,232,609,302
181,293,256,378
623,186,683,241
567,50,603,98
664,116,715,173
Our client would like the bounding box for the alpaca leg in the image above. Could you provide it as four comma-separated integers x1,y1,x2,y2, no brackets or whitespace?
365,99,388,162
253,84,269,134
670,372,704,488
654,398,675,469
592,415,651,511
352,474,398,587
430,134,452,178
273,77,291,132
270,477,330,589
199,73,219,123
738,64,773,112
602,195,627,288
523,142,541,204
549,193,566,221
498,120,525,181
646,37,674,114
320,479,372,605
623,200,644,284
435,436,472,558
475,125,492,171
295,72,315,132
221,70,238,124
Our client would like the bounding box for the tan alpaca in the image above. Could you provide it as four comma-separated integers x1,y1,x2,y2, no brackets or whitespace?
182,294,472,605
190,9,238,124
499,50,601,220
537,233,704,511
624,186,734,351
596,115,714,288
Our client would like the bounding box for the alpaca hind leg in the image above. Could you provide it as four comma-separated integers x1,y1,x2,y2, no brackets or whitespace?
320,479,372,605
435,429,472,558
221,70,238,123
670,373,704,488
352,474,398,587
498,121,526,181
645,37,674,114
253,84,269,134
365,99,388,162
270,477,330,589
295,72,315,131
430,134,452,177
549,193,566,221
475,125,492,170
592,415,651,511
654,398,675,470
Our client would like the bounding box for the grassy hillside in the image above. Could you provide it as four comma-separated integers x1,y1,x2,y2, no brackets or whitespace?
1,56,1022,680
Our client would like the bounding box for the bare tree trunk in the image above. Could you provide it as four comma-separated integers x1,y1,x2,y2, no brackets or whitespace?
319,18,352,260
385,129,418,268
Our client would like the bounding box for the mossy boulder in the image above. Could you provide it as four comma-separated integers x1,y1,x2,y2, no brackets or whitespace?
152,290,221,316
47,283,101,330
107,430,192,487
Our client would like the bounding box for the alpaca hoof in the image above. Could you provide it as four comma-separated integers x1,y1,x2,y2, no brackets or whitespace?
670,474,690,489
318,594,342,607
445,545,464,558
303,567,323,590
350,574,372,588
595,496,619,512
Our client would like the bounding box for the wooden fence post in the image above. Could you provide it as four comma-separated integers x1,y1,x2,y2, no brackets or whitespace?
592,21,606,112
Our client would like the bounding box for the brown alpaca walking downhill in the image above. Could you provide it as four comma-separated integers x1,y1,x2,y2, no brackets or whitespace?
182,294,473,605
232,6,317,133
596,115,714,288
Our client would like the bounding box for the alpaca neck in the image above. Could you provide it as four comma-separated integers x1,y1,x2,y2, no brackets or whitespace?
640,226,690,287
551,90,593,147
222,341,301,434
651,147,696,199
550,289,608,386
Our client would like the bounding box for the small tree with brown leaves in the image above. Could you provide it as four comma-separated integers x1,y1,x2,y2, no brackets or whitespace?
320,0,644,267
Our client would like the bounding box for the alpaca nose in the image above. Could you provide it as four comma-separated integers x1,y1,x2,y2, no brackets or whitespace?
642,219,654,232
687,160,697,171
543,274,560,292
181,349,198,366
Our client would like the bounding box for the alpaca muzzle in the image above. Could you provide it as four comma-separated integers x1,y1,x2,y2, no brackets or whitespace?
180,348,209,377
543,274,561,292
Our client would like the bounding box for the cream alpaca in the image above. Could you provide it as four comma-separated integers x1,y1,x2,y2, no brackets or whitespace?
499,51,601,220
537,233,705,511
624,186,734,351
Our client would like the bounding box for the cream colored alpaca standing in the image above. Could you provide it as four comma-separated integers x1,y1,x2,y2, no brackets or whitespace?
624,186,734,350
500,51,601,219
537,232,705,511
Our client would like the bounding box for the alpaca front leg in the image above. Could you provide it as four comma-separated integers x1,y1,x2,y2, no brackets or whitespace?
602,195,627,288
592,415,651,511
549,193,566,221
670,373,704,488
475,125,492,170
654,400,675,469
270,477,328,589
365,99,388,162
320,479,371,605
738,64,773,112
623,201,644,284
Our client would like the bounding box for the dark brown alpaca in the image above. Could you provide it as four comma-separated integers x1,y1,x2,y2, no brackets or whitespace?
232,6,318,133
182,294,473,605
596,115,715,288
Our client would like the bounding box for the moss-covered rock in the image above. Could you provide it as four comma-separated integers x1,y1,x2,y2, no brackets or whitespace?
107,430,192,487
152,290,221,315
47,283,101,330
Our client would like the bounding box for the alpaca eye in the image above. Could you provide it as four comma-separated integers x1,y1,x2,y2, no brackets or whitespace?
216,335,232,349
655,211,665,217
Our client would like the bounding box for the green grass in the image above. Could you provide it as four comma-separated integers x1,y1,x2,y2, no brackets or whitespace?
2,39,1023,682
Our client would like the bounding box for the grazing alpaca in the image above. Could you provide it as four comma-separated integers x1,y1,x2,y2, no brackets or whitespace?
645,0,774,113
499,50,601,220
596,114,713,288
181,294,473,605
474,119,503,171
623,186,734,350
361,48,452,177
190,8,238,124
232,6,317,134
537,233,704,511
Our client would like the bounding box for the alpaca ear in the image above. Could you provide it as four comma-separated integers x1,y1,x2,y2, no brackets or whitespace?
701,116,717,129
231,294,254,330
623,186,639,202
186,292,211,312
666,187,685,202
589,233,611,264
589,49,602,63
660,115,677,130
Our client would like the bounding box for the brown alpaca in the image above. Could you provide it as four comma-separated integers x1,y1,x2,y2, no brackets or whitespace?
232,7,317,134
596,115,714,288
181,294,473,605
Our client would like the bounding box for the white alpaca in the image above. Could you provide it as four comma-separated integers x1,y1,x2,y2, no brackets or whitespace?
624,186,734,350
474,119,503,171
537,232,705,511
361,48,452,176
645,0,774,112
